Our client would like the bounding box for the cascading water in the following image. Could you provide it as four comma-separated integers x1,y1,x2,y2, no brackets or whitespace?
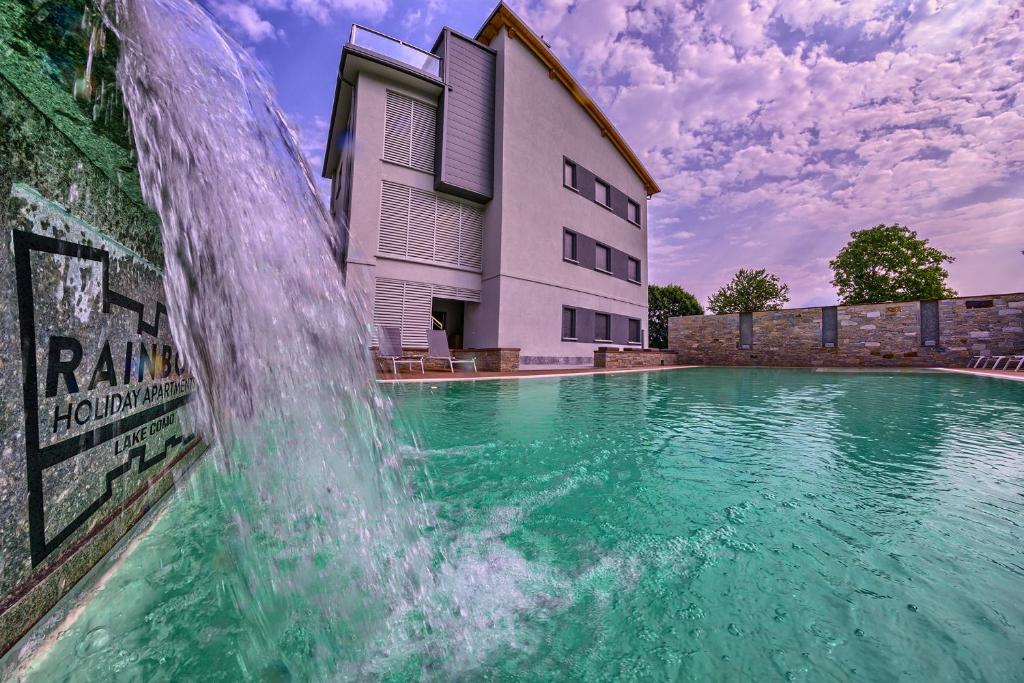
93,0,460,676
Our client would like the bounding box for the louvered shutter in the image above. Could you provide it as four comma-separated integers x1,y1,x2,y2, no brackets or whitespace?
379,181,409,256
383,92,412,167
402,282,433,347
408,187,436,260
376,180,484,271
410,102,436,174
459,205,483,270
434,197,461,265
373,277,405,344
383,90,435,174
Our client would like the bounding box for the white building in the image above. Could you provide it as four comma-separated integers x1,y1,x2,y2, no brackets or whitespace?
323,2,660,367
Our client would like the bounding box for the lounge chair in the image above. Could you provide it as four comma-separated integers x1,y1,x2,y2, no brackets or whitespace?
984,355,1007,369
376,325,424,375
1005,355,1024,371
426,329,477,373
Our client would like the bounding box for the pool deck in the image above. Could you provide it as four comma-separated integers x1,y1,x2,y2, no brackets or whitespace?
377,365,1024,383
934,367,1024,382
377,365,697,383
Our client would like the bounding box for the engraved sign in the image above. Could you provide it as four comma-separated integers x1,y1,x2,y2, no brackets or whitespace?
0,184,197,581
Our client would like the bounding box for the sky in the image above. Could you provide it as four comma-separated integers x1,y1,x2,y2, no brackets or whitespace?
201,0,1023,307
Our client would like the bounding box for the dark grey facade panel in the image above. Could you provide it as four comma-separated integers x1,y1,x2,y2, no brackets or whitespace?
739,313,754,348
577,308,596,343
435,30,496,203
609,186,629,221
577,233,597,270
920,300,939,346
822,306,838,347
610,248,629,281
576,165,596,198
561,305,642,347
564,158,643,227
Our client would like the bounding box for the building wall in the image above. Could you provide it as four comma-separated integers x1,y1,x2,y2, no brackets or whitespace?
668,294,1024,367
487,27,649,363
338,71,490,346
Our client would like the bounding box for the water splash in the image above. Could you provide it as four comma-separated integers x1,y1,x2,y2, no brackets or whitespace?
102,0,447,676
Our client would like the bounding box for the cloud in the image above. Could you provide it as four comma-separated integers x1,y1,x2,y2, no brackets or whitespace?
511,0,1024,305
211,1,280,42
211,0,391,42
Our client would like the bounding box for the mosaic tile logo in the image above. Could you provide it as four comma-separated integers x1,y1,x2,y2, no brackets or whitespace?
13,230,196,566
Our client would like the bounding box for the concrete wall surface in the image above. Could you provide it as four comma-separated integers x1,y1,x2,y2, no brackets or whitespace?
668,294,1024,367
0,5,207,658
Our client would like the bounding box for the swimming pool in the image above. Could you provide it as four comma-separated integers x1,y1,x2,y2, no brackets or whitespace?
13,369,1024,680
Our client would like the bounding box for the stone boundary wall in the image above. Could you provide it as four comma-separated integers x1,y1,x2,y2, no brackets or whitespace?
454,348,521,372
377,347,521,372
594,348,680,368
668,293,1024,367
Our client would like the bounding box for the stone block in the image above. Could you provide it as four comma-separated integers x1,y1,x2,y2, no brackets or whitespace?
860,324,877,330
866,311,881,318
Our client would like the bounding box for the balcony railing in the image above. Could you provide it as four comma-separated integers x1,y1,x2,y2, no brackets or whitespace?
348,25,441,79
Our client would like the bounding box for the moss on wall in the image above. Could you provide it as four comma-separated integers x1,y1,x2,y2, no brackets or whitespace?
0,0,163,262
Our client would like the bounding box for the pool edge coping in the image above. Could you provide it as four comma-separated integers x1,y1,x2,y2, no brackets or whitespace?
377,365,700,384
931,368,1024,382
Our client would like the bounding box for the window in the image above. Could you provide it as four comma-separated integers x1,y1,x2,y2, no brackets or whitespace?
595,243,611,272
595,179,611,207
563,159,578,190
628,318,642,344
627,199,641,225
595,313,611,341
563,229,578,262
562,307,577,340
628,257,641,283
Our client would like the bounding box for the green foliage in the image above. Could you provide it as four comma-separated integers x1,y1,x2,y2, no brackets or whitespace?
707,268,790,314
648,284,702,348
830,224,956,305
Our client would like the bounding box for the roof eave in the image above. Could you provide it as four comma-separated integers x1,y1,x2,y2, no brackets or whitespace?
475,3,661,196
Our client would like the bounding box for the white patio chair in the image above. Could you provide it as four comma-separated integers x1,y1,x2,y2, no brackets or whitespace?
376,325,424,375
426,330,477,373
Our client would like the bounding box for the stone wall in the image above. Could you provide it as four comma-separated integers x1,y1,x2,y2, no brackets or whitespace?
593,347,680,368
0,2,208,659
668,293,1024,367
455,348,521,372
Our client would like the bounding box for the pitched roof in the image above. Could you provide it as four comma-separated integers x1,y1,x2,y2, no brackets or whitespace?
475,3,660,196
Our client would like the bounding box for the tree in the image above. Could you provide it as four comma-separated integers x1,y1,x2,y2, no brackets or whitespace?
829,224,955,305
707,268,790,314
648,284,703,348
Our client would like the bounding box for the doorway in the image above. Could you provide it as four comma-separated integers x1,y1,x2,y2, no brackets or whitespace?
431,298,465,349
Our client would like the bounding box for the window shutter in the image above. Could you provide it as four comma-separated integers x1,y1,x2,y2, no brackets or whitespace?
460,205,483,270
383,90,435,174
408,187,436,260
383,92,412,167
376,180,483,271
410,101,436,174
372,277,405,345
435,197,462,265
379,181,409,257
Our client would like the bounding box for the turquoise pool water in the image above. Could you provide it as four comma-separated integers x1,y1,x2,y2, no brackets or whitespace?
16,369,1024,681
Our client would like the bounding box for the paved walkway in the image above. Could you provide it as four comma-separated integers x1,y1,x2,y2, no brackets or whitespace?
377,364,1024,384
934,367,1024,382
377,365,695,383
